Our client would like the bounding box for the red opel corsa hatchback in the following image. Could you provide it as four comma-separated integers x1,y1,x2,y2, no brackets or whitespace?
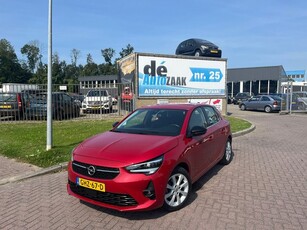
67,103,233,211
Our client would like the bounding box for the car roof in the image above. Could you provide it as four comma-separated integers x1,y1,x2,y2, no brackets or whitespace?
139,103,212,111
180,38,216,46
192,38,215,45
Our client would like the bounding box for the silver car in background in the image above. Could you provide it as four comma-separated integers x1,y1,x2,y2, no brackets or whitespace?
239,95,282,113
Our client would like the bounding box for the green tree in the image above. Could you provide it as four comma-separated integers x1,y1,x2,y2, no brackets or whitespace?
82,53,99,76
20,41,42,73
70,48,80,66
101,48,115,65
52,53,67,84
0,38,30,83
29,62,47,84
119,44,134,58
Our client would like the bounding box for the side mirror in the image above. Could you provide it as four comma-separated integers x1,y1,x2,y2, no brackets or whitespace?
187,126,207,138
112,121,119,127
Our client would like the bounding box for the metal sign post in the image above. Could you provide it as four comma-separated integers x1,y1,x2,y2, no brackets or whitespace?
46,0,53,150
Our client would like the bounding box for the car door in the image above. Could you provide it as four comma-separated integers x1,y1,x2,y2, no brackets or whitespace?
185,107,215,180
185,39,196,55
202,106,226,163
247,96,260,110
258,96,270,110
62,93,74,116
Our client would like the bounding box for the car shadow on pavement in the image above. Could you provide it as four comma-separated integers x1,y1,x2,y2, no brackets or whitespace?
80,161,227,220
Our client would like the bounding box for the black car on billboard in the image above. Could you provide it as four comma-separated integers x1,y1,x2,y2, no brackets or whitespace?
175,38,222,58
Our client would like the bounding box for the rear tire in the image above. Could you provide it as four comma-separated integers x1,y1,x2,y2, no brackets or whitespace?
219,139,233,165
264,106,272,113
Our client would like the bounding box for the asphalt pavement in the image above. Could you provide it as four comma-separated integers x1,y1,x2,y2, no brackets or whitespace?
0,104,306,230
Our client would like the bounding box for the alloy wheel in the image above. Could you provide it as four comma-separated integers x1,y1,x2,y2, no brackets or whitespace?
164,172,189,208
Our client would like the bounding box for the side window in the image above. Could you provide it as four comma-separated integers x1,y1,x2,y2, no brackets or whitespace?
188,108,207,132
187,40,194,47
180,42,186,48
63,94,71,102
261,96,270,101
203,106,220,126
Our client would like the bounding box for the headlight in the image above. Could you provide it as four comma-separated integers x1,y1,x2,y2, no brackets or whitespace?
125,156,163,175
71,147,76,161
201,45,208,50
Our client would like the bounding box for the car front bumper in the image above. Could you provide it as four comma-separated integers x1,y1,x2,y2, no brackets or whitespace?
67,161,168,211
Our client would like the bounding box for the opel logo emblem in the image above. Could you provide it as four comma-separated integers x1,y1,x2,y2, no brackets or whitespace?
87,165,96,176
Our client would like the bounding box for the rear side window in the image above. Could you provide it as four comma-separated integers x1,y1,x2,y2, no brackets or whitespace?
203,106,220,126
261,96,270,101
0,93,17,102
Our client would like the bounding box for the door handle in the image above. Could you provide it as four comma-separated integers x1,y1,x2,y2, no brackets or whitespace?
203,135,214,143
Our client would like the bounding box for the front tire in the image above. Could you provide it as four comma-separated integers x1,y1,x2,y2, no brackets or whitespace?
194,50,201,57
163,167,191,211
219,139,233,165
240,104,246,111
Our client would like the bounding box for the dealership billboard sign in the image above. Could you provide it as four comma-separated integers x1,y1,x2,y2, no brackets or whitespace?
138,55,226,97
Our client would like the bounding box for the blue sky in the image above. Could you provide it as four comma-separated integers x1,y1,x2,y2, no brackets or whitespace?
1,0,306,72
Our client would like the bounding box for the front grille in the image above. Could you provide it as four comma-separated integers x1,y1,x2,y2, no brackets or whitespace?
72,161,119,179
69,180,138,207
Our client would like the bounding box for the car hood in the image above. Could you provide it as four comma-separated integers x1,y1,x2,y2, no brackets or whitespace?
74,131,179,165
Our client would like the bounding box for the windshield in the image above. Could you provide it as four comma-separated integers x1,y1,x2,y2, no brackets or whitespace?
113,108,187,136
87,90,107,97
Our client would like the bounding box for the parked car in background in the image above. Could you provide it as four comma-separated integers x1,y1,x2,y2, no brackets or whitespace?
228,94,234,104
26,92,80,120
175,38,222,58
233,92,254,105
239,95,282,113
293,91,307,110
67,93,84,107
111,96,118,105
67,103,233,211
82,89,112,113
0,92,30,120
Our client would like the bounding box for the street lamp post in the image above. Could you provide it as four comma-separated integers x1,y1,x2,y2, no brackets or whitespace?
46,0,53,150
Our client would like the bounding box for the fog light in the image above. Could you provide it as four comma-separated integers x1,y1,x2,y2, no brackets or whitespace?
143,181,156,200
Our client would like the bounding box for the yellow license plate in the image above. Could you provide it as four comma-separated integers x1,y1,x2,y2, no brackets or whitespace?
77,177,105,192
211,50,218,53
0,105,12,109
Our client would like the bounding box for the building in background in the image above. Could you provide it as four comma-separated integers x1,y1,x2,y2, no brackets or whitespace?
286,70,306,82
227,66,287,97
